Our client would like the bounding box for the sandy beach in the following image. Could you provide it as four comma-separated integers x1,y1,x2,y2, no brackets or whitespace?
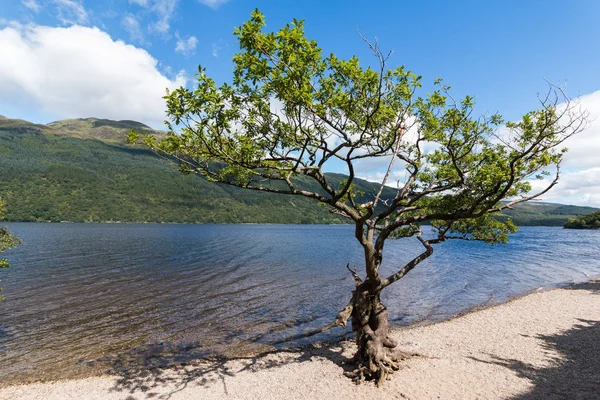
1,280,598,400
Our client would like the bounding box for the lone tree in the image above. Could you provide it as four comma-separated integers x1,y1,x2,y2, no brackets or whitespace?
1,198,20,300
130,11,586,385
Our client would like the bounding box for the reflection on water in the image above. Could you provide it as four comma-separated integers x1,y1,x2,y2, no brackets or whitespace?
0,223,598,385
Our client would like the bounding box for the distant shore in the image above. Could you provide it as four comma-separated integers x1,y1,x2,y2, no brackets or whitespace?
1,279,598,400
3,220,585,227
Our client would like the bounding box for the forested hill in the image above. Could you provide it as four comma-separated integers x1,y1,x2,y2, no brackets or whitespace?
0,116,391,223
0,116,597,225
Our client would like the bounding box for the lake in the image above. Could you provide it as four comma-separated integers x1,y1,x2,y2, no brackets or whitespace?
0,223,599,385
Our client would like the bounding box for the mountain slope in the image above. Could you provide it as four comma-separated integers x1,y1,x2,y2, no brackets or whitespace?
0,117,597,225
47,118,160,142
497,202,598,227
0,117,390,223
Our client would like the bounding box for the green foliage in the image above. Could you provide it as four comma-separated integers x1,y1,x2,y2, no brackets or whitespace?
132,10,584,252
0,121,395,224
147,10,424,189
0,124,588,226
433,215,518,244
499,202,597,226
564,209,600,229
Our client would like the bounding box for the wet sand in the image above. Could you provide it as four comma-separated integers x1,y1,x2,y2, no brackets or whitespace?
1,280,599,400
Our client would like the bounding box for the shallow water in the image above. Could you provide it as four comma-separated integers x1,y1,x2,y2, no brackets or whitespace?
0,223,598,385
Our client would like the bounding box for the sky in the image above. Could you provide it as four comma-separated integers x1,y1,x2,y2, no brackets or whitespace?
0,0,599,207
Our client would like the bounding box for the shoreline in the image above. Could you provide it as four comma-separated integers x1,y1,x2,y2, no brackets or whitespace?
1,279,599,399
3,221,581,227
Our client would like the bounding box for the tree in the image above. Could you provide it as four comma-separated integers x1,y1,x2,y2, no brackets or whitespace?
1,198,20,299
564,210,600,229
130,10,587,385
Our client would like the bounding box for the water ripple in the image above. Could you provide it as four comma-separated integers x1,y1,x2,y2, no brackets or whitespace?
0,223,599,385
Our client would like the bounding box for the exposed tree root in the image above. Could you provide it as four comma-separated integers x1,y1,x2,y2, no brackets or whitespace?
271,265,417,386
268,264,421,387
345,287,411,386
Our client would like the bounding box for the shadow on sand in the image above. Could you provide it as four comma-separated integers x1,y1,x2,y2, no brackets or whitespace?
85,338,357,400
85,280,600,399
472,280,600,400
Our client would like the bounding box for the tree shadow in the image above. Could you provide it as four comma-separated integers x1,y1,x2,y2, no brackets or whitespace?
83,337,357,400
471,316,600,399
71,281,600,399
560,279,600,295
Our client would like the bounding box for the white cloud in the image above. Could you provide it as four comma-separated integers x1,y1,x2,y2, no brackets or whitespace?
558,168,600,191
484,89,600,207
122,13,147,46
175,34,197,56
150,0,178,34
53,0,88,25
197,0,228,9
528,168,600,207
211,39,227,58
22,0,42,12
352,89,600,207
0,24,187,128
559,90,600,169
125,0,178,34
353,116,434,182
358,170,410,188
525,89,600,207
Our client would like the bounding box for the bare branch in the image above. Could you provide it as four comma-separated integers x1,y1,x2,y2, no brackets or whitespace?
372,126,406,209
380,232,441,288
271,293,356,344
346,263,363,286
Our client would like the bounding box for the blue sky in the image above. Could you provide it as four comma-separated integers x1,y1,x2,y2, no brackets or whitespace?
1,0,600,206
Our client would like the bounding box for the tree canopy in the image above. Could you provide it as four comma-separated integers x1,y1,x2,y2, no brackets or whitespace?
130,9,587,385
132,10,584,241
564,209,600,229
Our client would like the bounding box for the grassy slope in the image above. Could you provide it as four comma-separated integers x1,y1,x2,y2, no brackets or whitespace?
0,117,596,225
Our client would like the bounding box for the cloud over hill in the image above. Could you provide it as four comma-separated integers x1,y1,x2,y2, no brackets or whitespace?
0,23,186,128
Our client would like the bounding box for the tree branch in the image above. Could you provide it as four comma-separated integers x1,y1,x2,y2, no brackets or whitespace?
381,232,441,288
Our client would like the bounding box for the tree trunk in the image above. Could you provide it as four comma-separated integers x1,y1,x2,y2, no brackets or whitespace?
345,281,409,386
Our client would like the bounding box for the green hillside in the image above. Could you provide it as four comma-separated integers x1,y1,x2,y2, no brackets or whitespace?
47,117,160,142
0,117,392,223
497,202,598,227
0,116,596,225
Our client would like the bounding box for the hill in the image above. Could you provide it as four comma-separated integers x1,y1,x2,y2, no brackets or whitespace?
47,118,160,142
0,116,597,225
497,202,598,227
0,117,392,223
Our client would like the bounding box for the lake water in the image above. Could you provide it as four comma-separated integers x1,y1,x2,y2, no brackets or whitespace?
0,223,599,385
